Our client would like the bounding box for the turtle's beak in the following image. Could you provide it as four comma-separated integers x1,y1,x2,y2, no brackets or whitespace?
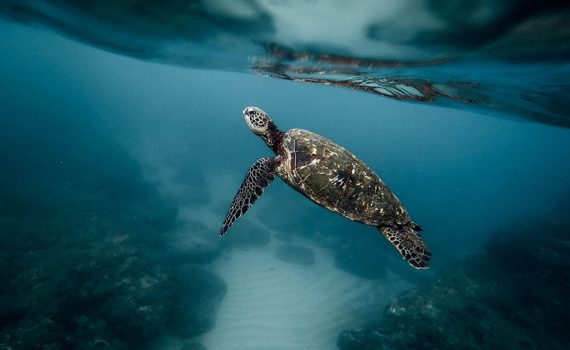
243,107,255,132
243,106,256,116
243,106,258,129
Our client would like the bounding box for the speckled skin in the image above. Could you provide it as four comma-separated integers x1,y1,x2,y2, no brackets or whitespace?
277,129,411,227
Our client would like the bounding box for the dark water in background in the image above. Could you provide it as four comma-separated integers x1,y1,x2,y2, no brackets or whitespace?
1,2,570,349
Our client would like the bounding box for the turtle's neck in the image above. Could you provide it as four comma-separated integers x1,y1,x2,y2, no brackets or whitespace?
262,122,284,154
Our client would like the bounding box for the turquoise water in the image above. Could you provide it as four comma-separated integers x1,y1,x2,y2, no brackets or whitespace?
1,2,570,349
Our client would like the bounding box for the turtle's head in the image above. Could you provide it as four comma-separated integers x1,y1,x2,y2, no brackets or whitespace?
243,106,283,152
243,106,274,136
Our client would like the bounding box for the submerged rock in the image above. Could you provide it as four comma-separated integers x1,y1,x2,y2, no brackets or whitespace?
0,118,184,348
167,265,227,339
275,244,316,266
53,251,175,347
166,220,222,264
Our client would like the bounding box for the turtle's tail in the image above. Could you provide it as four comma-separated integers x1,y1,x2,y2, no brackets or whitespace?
378,223,431,269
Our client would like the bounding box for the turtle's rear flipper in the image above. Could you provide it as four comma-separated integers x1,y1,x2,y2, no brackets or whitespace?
220,157,278,236
379,224,431,269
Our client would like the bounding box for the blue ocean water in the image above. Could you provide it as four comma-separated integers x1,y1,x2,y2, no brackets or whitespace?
1,2,569,349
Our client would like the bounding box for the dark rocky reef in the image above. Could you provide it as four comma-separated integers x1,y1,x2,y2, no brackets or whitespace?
337,197,570,350
0,114,228,348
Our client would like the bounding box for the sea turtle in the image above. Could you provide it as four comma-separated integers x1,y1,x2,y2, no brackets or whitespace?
220,107,431,269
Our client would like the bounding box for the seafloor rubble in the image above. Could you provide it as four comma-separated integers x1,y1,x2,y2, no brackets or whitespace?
337,194,570,350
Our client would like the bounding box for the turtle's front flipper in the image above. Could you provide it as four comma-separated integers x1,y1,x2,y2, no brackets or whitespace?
379,224,431,269
220,157,278,236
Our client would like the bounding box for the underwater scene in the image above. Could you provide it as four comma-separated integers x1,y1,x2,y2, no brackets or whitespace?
1,1,569,349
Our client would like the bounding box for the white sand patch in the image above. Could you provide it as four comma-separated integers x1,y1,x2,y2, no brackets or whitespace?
200,239,409,350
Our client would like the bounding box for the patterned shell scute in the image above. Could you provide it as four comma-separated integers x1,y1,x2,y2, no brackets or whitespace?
282,129,409,226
